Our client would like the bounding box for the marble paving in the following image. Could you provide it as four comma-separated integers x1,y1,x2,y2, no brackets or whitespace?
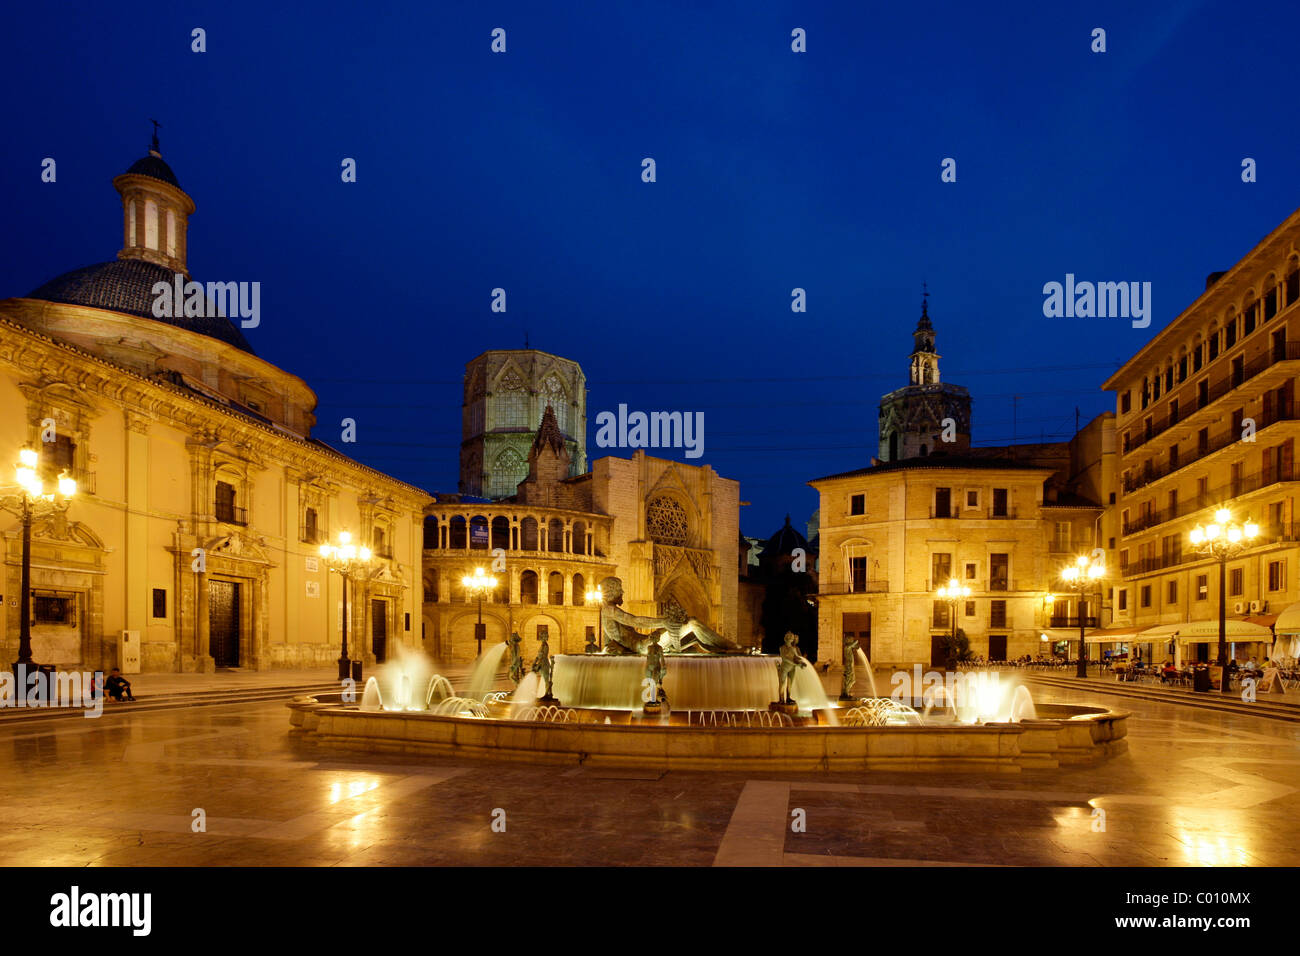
0,681,1295,867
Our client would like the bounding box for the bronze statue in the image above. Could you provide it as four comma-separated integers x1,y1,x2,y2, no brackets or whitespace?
841,634,860,700
531,631,554,700
583,632,600,654
776,632,806,704
645,639,667,705
598,576,669,656
507,632,524,685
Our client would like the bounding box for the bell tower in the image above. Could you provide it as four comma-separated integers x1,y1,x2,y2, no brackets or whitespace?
877,288,972,461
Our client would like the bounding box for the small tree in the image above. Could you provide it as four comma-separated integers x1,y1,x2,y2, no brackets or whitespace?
941,628,974,669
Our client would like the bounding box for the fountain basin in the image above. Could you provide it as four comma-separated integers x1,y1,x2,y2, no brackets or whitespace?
287,696,1129,772
551,653,780,710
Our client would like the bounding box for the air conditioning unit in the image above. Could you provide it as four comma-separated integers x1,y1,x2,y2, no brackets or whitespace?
1233,602,1246,614
120,630,141,674
1250,600,1264,613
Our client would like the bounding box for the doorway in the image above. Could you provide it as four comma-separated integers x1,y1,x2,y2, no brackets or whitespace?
930,634,948,668
371,599,388,663
841,612,871,661
988,634,1007,662
209,580,240,667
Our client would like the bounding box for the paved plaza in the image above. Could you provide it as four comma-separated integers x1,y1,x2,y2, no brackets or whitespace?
0,678,1295,867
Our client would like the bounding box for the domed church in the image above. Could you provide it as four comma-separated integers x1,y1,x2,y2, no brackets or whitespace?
0,133,429,673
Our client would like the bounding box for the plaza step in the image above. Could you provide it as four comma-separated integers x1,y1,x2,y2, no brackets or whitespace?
0,680,342,725
1022,672,1300,723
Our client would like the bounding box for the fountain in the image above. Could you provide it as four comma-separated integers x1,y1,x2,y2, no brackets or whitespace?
289,576,1126,771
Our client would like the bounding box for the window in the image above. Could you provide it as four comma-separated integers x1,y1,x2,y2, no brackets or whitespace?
931,553,952,586
1140,585,1151,608
850,556,868,593
1196,574,1207,600
152,588,166,618
1169,398,1178,426
520,570,539,605
1167,580,1177,604
932,601,951,628
1109,492,1116,505
215,480,240,524
1229,568,1244,597
964,561,977,580
1118,589,1128,611
1178,356,1187,382
1053,522,1070,552
1120,391,1131,414
303,507,318,544
964,600,976,617
33,593,75,625
989,599,1007,628
1244,303,1257,335
1209,333,1219,360
1164,367,1174,392
1108,537,1115,549
849,493,865,516
966,490,979,508
989,553,1009,591
992,488,1008,517
1225,320,1237,348
934,487,952,518
1268,560,1285,592
1193,345,1203,372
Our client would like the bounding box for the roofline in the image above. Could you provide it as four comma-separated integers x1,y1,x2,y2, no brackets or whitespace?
0,315,430,501
1101,203,1300,390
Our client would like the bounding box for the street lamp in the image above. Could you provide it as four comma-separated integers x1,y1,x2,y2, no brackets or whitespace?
1060,553,1105,678
935,577,971,668
2,446,76,678
1189,507,1259,695
461,566,498,657
319,530,371,680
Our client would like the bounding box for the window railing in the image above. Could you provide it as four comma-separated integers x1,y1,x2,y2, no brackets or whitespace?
215,503,247,526
1122,404,1299,494
821,580,889,595
1049,615,1099,628
1122,340,1300,454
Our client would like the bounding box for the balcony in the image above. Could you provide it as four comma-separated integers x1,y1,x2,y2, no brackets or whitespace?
1123,340,1300,455
1121,404,1300,495
1049,615,1099,629
820,580,890,596
928,508,1018,519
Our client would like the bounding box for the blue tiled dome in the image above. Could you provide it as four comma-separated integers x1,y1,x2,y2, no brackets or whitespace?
124,154,181,188
27,259,254,353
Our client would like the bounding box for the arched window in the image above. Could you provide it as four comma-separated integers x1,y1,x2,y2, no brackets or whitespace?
498,382,528,428
491,515,510,551
646,496,688,546
548,571,564,605
423,515,439,549
543,374,568,433
548,518,565,552
520,517,539,550
469,515,489,550
520,570,539,605
573,573,586,605
572,521,587,555
489,447,526,498
449,515,467,549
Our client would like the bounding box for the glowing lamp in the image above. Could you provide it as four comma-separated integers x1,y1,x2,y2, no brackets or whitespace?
57,471,76,497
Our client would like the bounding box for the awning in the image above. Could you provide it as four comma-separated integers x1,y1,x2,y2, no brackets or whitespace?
1084,625,1143,644
1244,614,1278,628
1148,620,1274,643
1038,628,1093,643
1274,601,1300,636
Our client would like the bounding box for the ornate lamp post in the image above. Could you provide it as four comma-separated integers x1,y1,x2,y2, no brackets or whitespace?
935,577,970,668
2,446,76,675
319,531,371,680
1060,553,1105,678
461,566,497,657
1190,508,1259,695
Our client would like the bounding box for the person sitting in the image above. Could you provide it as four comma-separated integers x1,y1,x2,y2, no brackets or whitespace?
104,668,135,702
1161,660,1178,684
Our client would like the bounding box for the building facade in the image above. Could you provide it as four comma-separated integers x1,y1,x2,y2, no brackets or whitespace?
1104,209,1300,664
459,349,587,497
0,139,428,673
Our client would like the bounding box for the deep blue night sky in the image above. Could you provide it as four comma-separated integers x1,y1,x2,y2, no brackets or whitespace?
4,1,1299,538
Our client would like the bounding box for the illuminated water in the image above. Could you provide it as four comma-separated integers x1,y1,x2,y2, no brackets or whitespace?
465,642,509,701
550,654,781,711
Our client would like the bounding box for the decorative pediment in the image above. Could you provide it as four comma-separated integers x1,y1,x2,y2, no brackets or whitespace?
205,532,273,565
29,514,104,549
